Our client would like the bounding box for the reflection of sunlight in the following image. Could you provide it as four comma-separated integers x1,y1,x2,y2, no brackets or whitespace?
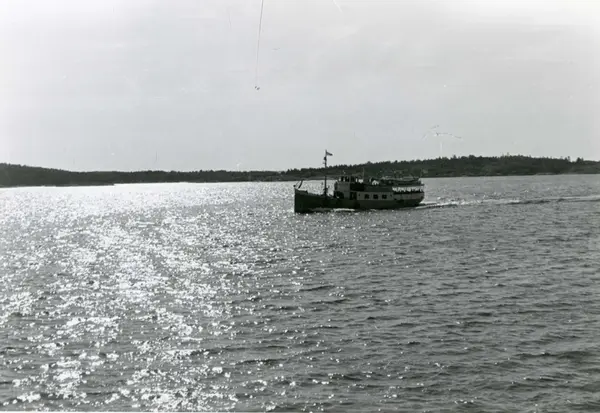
2,177,599,410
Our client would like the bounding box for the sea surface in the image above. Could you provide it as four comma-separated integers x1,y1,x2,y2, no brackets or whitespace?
1,175,599,412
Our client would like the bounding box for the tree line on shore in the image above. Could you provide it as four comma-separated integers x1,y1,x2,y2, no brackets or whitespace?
1,155,599,188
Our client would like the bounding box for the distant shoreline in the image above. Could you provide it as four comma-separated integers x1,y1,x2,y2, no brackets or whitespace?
2,174,600,190
1,155,599,188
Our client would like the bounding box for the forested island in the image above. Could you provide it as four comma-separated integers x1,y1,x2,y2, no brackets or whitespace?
1,155,599,188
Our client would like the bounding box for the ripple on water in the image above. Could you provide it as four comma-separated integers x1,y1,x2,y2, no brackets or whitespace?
0,177,599,411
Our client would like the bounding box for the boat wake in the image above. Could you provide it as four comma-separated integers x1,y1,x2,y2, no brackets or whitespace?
418,194,600,210
507,194,600,205
417,201,469,210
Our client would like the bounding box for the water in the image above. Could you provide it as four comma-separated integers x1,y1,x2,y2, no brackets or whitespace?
1,175,599,412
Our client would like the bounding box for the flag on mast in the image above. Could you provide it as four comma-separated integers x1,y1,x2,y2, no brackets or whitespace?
325,150,333,156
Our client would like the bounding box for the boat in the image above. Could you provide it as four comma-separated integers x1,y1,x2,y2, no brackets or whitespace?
294,150,425,213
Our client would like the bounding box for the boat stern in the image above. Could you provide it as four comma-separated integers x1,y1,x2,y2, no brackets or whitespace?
294,188,329,213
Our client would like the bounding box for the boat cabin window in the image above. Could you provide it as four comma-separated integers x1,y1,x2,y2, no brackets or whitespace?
340,176,359,183
364,194,370,200
373,194,379,200
382,194,387,199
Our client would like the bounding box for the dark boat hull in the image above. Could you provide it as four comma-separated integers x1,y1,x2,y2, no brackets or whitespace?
294,189,424,213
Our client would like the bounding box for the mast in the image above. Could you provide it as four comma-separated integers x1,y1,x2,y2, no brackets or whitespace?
323,149,333,196
323,150,327,196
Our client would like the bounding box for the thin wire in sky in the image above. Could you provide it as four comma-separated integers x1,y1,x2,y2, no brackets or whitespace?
254,0,265,90
331,0,343,14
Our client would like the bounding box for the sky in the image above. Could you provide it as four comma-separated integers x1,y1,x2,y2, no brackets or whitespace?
1,0,599,171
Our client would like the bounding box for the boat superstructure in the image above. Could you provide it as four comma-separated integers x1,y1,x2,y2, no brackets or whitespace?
294,150,425,213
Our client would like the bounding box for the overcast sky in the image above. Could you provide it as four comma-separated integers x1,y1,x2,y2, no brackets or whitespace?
1,0,599,171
